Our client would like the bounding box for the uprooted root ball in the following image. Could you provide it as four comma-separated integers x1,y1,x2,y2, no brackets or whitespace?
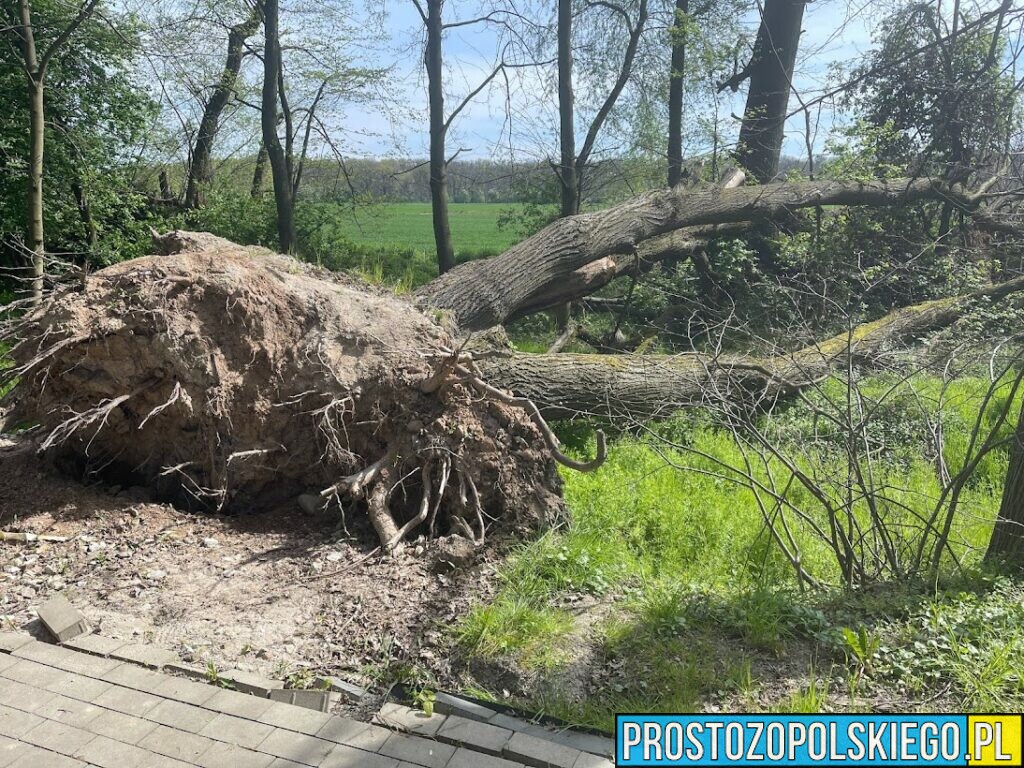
1,236,565,551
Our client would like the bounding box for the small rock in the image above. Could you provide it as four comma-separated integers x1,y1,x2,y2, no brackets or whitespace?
144,569,166,581
202,538,219,548
406,419,425,433
429,535,477,572
325,551,344,562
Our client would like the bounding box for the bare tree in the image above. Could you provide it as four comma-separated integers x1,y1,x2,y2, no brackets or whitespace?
261,0,295,251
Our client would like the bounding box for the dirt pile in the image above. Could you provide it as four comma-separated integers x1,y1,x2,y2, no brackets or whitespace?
2,236,564,549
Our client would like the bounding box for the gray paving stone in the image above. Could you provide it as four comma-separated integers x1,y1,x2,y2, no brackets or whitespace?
378,733,455,768
0,657,16,674
2,659,69,690
220,669,283,697
437,715,512,756
32,694,102,729
60,634,124,658
314,677,366,702
11,641,70,666
316,718,391,751
503,732,582,768
164,660,209,681
0,679,57,714
0,734,33,768
138,723,215,763
151,674,219,706
267,760,308,768
257,727,334,765
257,700,332,735
148,697,219,733
195,740,276,768
375,702,446,737
199,712,274,749
92,684,162,716
42,671,112,702
21,717,96,756
572,753,613,768
85,708,158,744
549,731,614,758
205,688,275,720
0,634,33,655
53,651,120,679
37,596,89,644
269,688,331,712
73,733,153,768
7,745,86,768
102,662,165,691
448,747,527,768
434,693,497,723
109,643,178,670
488,713,552,738
0,706,43,739
321,742,399,768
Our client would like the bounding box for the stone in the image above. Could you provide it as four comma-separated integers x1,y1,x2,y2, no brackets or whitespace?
320,743,399,768
201,538,220,548
92,686,163,717
448,747,527,768
256,728,334,764
0,632,33,654
429,536,476,572
37,595,88,643
503,732,582,768
433,692,496,723
316,719,391,751
108,642,178,669
572,753,614,768
195,741,275,768
7,745,85,768
436,715,512,756
313,676,366,702
204,689,275,721
374,702,445,737
101,661,165,691
220,669,283,697
138,724,215,763
163,660,209,681
20,718,96,757
60,634,123,658
257,701,332,735
549,731,614,758
72,734,154,768
148,698,219,733
86,709,157,744
378,733,455,768
42,672,111,702
269,688,331,712
151,675,219,707
0,705,44,740
198,713,274,750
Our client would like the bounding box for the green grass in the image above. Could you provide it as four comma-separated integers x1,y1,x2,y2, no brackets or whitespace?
454,371,1024,729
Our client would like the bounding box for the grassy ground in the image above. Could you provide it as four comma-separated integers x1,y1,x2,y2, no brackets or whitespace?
452,372,1024,729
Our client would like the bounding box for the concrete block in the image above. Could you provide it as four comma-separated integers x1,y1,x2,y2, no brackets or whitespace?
2,659,68,691
378,733,455,768
109,643,178,670
437,714,512,756
204,688,275,720
101,661,164,691
72,734,153,768
375,702,445,736
269,688,331,712
504,731,582,768
314,676,366,702
36,596,88,643
148,698,219,733
572,753,613,768
0,705,44,739
41,672,112,703
138,723,215,763
7,745,86,768
163,660,209,680
0,733,35,767
0,633,33,654
85,708,157,744
257,701,332,735
92,685,162,717
21,718,96,757
151,675,219,707
195,740,275,768
256,728,334,764
220,668,283,697
434,692,496,722
316,718,390,751
198,712,274,750
0,681,56,716
33,694,102,730
320,742,399,768
550,730,614,758
60,634,123,658
448,747,528,768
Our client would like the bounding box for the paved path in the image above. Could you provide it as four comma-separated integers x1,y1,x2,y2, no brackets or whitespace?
0,633,546,768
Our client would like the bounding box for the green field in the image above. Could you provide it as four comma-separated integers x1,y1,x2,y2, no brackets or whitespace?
308,202,524,254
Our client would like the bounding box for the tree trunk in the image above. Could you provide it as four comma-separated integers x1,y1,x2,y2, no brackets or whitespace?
426,0,455,274
17,0,44,303
557,0,578,217
986,401,1024,567
159,169,173,200
476,275,1024,418
250,141,268,198
71,181,96,250
667,0,689,187
261,0,296,253
417,177,973,331
735,0,806,182
184,6,262,209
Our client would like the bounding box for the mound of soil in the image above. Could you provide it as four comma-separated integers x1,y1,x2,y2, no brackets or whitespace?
3,236,563,549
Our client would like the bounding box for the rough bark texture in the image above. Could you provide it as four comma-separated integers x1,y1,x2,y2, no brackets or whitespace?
261,0,295,253
476,276,1024,418
1,235,564,550
735,0,806,182
184,6,262,209
557,0,577,218
667,0,689,187
17,0,45,303
418,177,970,331
987,400,1024,566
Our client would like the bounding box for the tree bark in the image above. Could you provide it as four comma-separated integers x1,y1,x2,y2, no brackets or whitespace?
667,0,689,187
250,141,268,198
183,5,262,209
17,0,44,303
426,0,455,274
986,401,1024,567
557,0,577,217
734,0,806,182
159,169,174,200
476,275,1024,418
261,0,296,253
418,177,978,331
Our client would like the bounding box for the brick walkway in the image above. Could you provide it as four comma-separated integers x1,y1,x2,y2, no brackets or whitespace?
0,633,546,768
